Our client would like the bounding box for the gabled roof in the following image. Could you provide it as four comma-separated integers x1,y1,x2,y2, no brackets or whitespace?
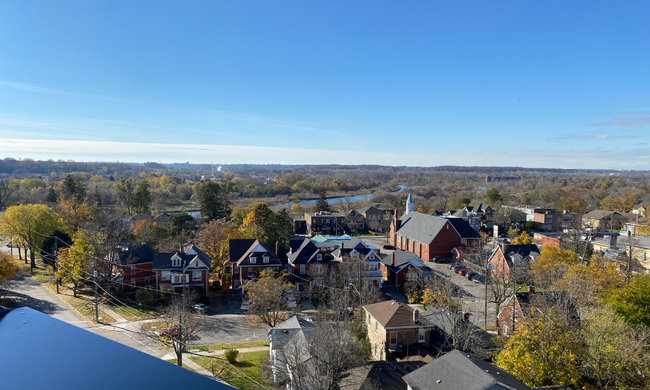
0,307,234,390
228,239,257,262
396,212,478,244
338,362,422,390
228,240,282,267
507,291,579,323
113,244,155,266
288,238,333,264
381,250,424,269
363,300,428,328
358,205,382,214
403,349,531,390
268,315,314,351
495,244,540,268
153,244,212,270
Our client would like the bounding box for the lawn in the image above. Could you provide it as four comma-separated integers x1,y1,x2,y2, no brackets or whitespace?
166,359,195,372
191,351,274,390
193,340,269,353
110,302,159,321
44,282,117,324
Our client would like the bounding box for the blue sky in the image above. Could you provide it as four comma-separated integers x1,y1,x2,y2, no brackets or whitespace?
0,1,648,169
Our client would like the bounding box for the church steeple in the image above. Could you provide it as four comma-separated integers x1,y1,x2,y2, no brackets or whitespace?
405,193,414,215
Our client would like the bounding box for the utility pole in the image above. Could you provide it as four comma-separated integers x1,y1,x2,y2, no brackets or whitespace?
54,239,59,294
93,261,99,323
627,243,633,285
9,235,13,257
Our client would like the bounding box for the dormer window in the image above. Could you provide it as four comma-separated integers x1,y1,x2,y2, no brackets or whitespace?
172,258,181,267
263,256,270,264
250,254,256,264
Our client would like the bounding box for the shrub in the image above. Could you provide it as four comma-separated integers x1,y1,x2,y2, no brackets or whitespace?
224,349,239,363
135,287,156,303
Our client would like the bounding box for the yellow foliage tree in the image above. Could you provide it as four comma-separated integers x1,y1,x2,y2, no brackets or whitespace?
530,246,580,288
0,252,19,287
421,287,463,311
493,314,581,387
552,255,624,309
511,231,533,245
290,203,301,213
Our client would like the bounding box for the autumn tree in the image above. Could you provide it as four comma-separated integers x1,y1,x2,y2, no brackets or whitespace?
529,246,580,289
0,252,19,297
0,177,19,209
194,218,244,280
578,307,650,390
493,312,581,388
602,274,650,328
114,177,136,214
244,269,294,327
132,220,168,247
56,237,93,298
198,181,231,223
0,204,62,271
511,231,533,245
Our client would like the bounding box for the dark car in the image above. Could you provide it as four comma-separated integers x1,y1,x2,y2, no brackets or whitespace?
211,280,221,290
466,272,479,280
383,245,395,250
434,257,452,264
473,275,486,284
458,268,469,276
451,264,465,272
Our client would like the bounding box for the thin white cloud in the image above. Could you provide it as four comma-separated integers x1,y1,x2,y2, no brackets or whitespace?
0,80,116,100
595,112,650,128
1,138,650,170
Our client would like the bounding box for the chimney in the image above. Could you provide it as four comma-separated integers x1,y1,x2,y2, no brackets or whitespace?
391,252,395,267
275,241,279,259
636,215,640,224
413,308,419,324
609,235,617,248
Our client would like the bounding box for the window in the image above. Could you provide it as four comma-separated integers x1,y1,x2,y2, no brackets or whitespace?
460,239,467,244
250,257,256,264
418,329,426,343
374,344,378,358
131,266,136,275
300,264,306,274
192,271,202,281
375,320,378,335
390,331,397,348
172,274,188,284
317,254,322,261
263,256,270,263
503,325,508,335
172,258,181,267
161,271,170,281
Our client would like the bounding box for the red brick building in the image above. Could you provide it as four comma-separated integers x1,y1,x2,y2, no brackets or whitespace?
390,210,480,261
153,245,212,295
228,239,282,290
487,244,540,280
111,244,156,293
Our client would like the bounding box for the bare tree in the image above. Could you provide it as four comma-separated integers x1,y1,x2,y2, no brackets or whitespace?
245,269,295,327
0,177,17,210
148,291,203,367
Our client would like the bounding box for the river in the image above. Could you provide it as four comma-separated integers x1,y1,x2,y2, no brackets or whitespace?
279,185,409,207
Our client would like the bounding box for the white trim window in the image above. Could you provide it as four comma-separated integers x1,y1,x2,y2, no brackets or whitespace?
418,328,426,343
263,256,270,264
317,254,322,261
161,271,170,281
250,257,257,264
300,264,306,274
172,258,181,267
192,271,202,281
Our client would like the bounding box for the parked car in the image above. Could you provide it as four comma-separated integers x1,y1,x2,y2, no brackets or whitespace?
434,257,452,264
211,280,221,290
193,303,209,314
287,297,297,308
240,301,250,312
383,244,395,250
160,326,179,338
451,264,465,272
473,275,486,284
466,272,479,280
458,268,469,276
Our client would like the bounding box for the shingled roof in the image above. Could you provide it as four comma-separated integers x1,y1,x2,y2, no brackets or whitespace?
364,300,429,328
403,349,531,390
396,212,478,245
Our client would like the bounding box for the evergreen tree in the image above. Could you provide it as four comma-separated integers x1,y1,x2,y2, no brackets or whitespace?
91,186,102,207
60,174,87,202
198,181,231,223
314,187,331,212
45,187,57,203
114,177,136,214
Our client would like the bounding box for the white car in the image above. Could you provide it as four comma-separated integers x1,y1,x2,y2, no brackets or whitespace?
287,297,297,308
240,301,250,312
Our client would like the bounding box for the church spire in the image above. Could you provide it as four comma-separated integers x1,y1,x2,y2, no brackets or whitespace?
405,193,414,215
